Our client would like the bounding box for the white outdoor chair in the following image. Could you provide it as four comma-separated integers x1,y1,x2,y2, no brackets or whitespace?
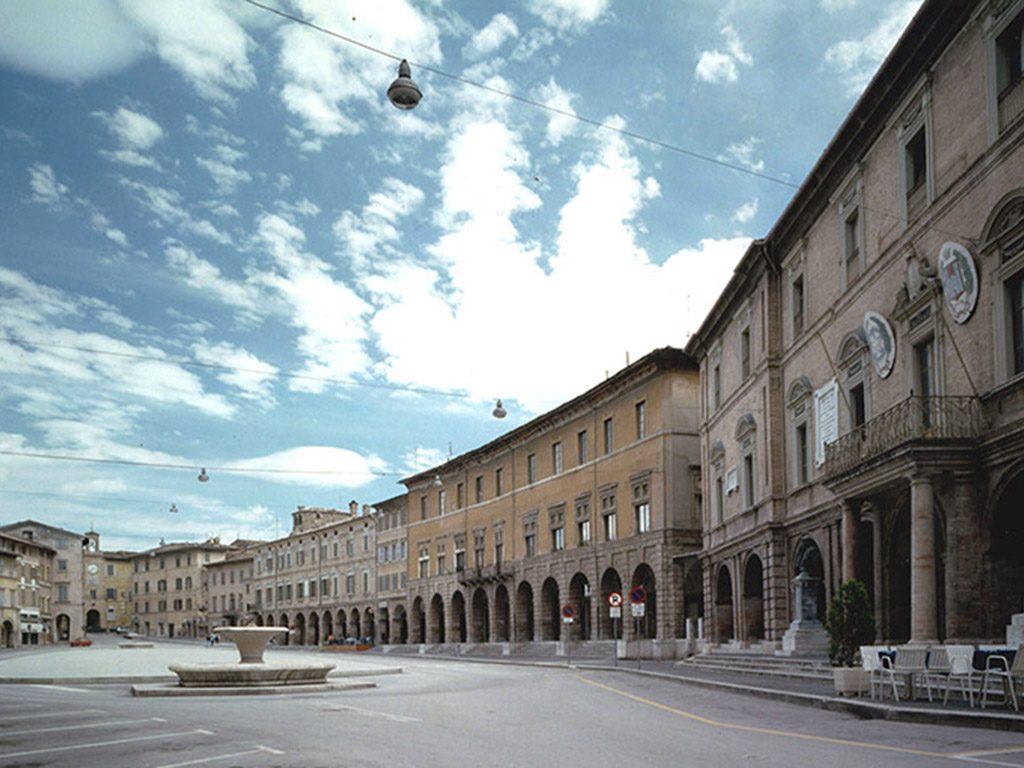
922,646,950,704
880,646,929,701
942,645,978,707
860,645,887,700
980,645,1024,711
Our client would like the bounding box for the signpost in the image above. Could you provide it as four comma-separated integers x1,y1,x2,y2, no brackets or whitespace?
561,604,576,667
629,587,648,669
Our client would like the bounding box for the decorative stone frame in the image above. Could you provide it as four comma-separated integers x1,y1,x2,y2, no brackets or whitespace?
984,0,1024,144
837,329,871,435
787,376,814,489
710,441,726,527
784,244,807,344
734,414,757,511
834,167,865,291
985,191,1024,382
894,78,935,227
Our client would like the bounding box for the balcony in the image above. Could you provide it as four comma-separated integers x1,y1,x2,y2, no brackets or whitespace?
456,563,512,587
822,396,982,481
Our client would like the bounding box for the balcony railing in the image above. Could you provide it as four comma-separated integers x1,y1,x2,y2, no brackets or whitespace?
823,396,982,479
456,563,511,587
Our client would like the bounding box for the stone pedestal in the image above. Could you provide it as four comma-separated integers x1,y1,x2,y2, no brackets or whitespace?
777,572,828,657
1008,613,1024,646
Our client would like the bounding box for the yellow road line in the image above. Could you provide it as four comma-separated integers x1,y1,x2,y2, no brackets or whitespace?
577,674,954,760
949,746,1024,758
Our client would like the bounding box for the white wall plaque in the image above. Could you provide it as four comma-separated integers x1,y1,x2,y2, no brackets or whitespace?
814,379,839,467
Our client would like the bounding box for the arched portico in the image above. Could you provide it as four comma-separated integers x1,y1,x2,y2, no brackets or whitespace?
471,588,490,643
631,564,657,639
429,594,445,643
599,568,623,639
451,591,467,643
715,565,734,642
515,581,534,641
540,577,560,641
308,612,319,645
742,555,765,640
568,573,592,640
494,584,510,642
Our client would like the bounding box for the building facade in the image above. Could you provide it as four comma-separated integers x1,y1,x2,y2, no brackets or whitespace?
206,549,255,631
131,538,235,638
0,520,86,641
249,504,379,644
686,0,1024,648
82,531,134,632
403,348,703,656
0,531,54,647
373,495,410,645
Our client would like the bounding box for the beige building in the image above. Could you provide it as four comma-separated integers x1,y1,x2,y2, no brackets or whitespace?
686,0,1024,647
373,495,409,644
206,549,255,630
402,348,702,656
249,504,378,644
131,538,235,638
82,531,133,632
0,531,54,647
0,520,85,641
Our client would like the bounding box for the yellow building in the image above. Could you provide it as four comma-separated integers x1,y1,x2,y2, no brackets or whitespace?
0,531,55,647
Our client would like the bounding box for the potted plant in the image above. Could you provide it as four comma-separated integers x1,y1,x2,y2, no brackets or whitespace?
825,579,875,696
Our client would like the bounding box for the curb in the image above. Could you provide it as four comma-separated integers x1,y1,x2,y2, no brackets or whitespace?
131,680,377,697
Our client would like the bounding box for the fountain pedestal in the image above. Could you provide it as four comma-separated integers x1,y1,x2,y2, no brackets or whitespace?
168,626,335,688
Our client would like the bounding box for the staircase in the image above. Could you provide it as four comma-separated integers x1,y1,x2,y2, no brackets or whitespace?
677,650,833,682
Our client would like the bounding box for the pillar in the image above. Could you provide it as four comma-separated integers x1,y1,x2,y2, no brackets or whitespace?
871,510,884,642
841,501,858,583
910,474,938,644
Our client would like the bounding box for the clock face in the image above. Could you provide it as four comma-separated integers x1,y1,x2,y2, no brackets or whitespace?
87,564,98,574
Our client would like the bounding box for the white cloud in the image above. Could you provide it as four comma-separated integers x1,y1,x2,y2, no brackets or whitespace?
93,106,164,150
0,0,146,82
825,0,922,96
719,136,765,173
195,150,252,194
535,78,577,145
695,25,753,85
526,0,611,32
191,340,278,406
464,13,519,59
27,164,68,207
116,0,257,104
277,0,442,145
223,446,387,488
120,178,232,244
61,478,129,495
821,0,857,11
164,243,262,321
334,178,426,267
732,197,759,223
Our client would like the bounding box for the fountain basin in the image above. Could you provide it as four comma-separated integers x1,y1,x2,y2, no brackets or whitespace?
214,626,285,664
168,661,335,687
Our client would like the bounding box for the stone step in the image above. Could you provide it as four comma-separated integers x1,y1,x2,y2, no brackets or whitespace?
677,653,833,681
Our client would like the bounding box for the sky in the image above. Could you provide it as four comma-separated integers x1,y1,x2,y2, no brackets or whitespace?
0,0,923,550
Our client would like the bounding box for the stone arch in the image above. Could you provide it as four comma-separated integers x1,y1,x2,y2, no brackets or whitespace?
837,328,868,365
787,375,813,405
984,464,1024,635
515,581,535,641
682,560,704,628
393,604,408,644
631,563,657,639
734,413,757,440
363,608,375,643
55,614,71,641
2,619,13,648
86,609,101,632
253,613,264,627
350,608,361,640
429,593,445,643
278,613,289,644
412,597,425,644
793,536,827,623
540,577,560,641
568,572,592,640
471,588,490,643
293,613,306,645
710,440,725,463
714,564,734,642
742,554,765,640
494,584,511,642
308,612,319,645
451,590,467,643
336,609,348,640
322,611,333,642
599,568,623,639
378,607,390,644
980,188,1024,246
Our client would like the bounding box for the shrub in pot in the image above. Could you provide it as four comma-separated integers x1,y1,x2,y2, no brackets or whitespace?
825,579,875,695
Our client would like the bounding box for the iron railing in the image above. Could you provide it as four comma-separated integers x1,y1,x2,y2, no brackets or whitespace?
823,396,982,478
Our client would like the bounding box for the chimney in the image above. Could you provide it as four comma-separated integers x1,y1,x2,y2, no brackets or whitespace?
349,500,358,516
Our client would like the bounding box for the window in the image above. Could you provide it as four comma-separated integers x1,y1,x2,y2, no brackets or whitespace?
1012,270,1024,375
792,275,805,338
915,338,937,428
577,430,588,464
494,527,504,567
527,453,537,484
600,490,617,541
454,538,466,571
635,400,647,440
523,517,537,557
897,87,932,222
473,530,485,568
740,327,751,379
420,495,428,520
475,475,484,504
713,473,724,526
57,559,67,572
495,467,504,496
736,415,757,510
362,570,369,594
552,442,562,474
712,363,721,412
788,378,812,488
795,424,809,486
743,454,755,509
578,519,591,546
456,482,464,509
438,489,447,516
436,542,446,575
603,417,614,454
549,507,565,551
990,6,1024,134
346,572,355,594
850,383,866,429
632,477,651,534
905,127,927,212
418,546,429,579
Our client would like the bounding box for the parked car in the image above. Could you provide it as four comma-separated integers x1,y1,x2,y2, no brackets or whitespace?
69,637,92,647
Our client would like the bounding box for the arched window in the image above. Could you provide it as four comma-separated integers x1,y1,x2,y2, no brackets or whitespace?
787,377,813,488
734,415,757,510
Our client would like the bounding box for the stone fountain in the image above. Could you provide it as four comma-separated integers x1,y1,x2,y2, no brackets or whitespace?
168,626,335,688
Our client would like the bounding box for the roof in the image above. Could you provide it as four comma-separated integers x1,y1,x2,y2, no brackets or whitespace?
0,530,56,555
402,346,696,486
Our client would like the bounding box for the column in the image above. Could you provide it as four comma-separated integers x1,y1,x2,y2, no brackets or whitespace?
871,510,884,641
841,501,858,583
910,475,938,644
944,473,982,641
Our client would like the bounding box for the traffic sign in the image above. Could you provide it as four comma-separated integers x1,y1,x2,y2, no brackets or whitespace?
607,591,623,608
630,586,647,604
561,604,576,619
609,606,622,619
631,603,646,618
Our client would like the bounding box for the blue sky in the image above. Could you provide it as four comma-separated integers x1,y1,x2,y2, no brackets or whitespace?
0,0,921,550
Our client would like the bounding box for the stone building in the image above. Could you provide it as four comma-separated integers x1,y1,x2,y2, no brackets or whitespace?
0,530,54,647
249,503,378,644
0,520,85,641
402,347,703,657
131,538,235,638
373,495,410,644
82,530,133,632
206,548,255,630
685,0,1024,648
